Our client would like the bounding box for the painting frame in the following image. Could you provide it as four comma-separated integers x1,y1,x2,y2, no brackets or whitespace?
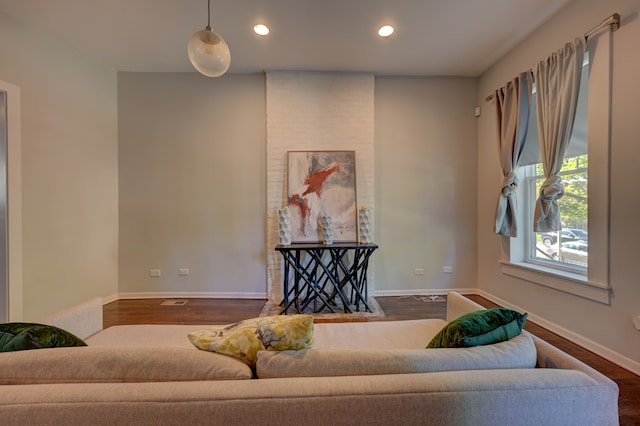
287,150,358,243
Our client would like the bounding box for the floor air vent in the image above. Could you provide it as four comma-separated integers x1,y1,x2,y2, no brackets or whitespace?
160,300,188,306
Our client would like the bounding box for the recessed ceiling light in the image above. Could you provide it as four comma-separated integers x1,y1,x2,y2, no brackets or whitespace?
378,25,394,37
253,24,270,36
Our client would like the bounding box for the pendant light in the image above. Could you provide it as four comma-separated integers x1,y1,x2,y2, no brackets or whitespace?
187,0,231,77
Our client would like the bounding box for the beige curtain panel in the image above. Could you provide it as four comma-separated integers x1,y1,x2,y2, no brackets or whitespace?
494,71,533,237
533,38,585,232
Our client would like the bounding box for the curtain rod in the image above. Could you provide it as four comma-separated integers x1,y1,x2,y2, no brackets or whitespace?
584,13,620,39
484,12,620,102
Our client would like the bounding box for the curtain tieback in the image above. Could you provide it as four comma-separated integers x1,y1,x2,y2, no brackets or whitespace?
500,172,519,196
538,175,565,201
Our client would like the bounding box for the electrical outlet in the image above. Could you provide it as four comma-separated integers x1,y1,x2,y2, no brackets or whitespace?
442,266,453,273
149,269,161,277
414,268,424,275
179,268,190,276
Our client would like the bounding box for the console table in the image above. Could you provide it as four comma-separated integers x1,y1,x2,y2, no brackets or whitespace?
275,243,378,315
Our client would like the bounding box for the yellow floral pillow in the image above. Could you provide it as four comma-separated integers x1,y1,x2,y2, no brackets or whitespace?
188,315,314,367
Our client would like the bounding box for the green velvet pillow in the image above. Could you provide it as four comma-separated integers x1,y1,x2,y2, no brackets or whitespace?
0,323,87,352
427,308,527,348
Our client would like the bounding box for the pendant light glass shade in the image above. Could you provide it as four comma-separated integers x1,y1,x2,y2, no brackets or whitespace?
188,27,230,77
187,1,230,77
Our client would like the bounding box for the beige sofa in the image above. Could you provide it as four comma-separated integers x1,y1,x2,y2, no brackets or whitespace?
0,292,618,425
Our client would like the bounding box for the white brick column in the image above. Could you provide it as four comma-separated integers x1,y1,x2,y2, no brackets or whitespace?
266,72,375,302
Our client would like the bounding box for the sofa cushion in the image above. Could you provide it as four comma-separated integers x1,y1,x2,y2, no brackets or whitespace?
0,322,87,352
188,315,314,367
0,346,252,384
256,332,536,378
36,297,103,340
86,324,204,348
427,308,527,348
313,319,448,350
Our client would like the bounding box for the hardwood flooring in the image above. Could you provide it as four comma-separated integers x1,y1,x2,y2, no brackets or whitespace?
103,297,266,326
103,294,640,425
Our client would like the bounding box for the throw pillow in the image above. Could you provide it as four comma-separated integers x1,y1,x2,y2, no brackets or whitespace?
0,322,87,352
427,308,527,348
188,315,314,367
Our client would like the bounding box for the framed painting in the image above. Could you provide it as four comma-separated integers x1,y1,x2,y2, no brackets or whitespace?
287,150,357,243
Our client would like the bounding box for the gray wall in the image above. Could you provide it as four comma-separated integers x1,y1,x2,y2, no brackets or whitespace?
477,0,640,368
0,12,118,320
374,77,478,294
117,73,267,297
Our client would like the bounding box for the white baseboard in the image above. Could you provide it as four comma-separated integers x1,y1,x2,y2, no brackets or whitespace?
477,289,640,377
373,288,477,297
102,293,119,305
115,291,268,300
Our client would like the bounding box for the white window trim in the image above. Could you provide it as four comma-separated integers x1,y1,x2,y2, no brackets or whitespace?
501,262,610,304
502,33,612,305
0,79,23,321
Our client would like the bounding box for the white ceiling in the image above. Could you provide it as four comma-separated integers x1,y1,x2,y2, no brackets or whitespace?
0,0,571,76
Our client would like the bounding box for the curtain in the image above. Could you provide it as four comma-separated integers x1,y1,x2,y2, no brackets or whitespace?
494,71,533,237
533,38,585,232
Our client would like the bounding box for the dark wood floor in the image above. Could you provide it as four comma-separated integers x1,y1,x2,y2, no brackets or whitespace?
104,294,639,425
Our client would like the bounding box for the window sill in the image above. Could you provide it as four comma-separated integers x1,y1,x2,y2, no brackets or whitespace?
500,261,611,305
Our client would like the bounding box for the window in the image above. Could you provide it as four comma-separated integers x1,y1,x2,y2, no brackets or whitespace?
527,155,588,272
517,55,589,274
502,36,612,304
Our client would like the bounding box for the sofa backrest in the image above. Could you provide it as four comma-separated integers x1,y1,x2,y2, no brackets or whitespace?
0,346,253,384
256,333,537,378
447,291,485,321
36,297,103,339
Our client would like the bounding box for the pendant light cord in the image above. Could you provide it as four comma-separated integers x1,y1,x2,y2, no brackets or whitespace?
207,0,211,30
